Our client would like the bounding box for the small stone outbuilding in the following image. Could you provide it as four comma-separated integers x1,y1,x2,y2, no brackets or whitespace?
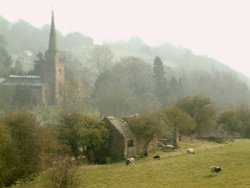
103,116,142,161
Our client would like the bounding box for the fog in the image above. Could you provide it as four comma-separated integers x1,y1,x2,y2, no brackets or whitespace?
1,0,250,76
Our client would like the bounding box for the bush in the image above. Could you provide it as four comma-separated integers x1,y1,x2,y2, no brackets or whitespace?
0,111,42,186
0,123,15,186
45,158,80,188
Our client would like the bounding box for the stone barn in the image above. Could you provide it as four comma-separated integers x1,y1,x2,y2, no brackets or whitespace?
103,116,141,161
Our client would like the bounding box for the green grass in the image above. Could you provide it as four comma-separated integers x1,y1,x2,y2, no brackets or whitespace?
13,139,250,188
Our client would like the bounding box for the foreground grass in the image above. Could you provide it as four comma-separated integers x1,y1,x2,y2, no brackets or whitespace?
14,139,250,188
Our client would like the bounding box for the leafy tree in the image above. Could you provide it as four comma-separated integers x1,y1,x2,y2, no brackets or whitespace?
127,113,164,153
78,115,109,162
57,113,109,162
0,123,15,187
153,56,168,105
1,111,42,185
177,95,217,136
57,113,82,159
160,107,196,147
236,106,250,138
217,109,241,136
46,158,80,188
38,124,63,169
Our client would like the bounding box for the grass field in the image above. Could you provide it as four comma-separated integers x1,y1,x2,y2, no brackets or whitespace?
13,139,250,188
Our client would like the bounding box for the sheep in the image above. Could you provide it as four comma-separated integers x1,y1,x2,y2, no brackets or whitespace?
187,148,195,154
153,155,160,160
165,144,175,151
125,157,135,165
211,166,222,174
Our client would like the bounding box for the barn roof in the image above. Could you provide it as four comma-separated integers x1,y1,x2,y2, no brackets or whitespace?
104,116,135,139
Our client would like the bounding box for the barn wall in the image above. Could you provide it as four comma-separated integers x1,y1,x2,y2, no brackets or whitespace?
107,122,126,161
125,138,137,158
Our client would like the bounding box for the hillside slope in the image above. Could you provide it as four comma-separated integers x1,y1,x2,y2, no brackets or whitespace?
13,139,250,188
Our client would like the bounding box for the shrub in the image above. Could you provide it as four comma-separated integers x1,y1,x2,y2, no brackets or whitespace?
45,158,80,188
0,111,42,186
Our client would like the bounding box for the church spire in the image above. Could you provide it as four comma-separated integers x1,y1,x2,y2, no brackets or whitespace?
48,10,57,59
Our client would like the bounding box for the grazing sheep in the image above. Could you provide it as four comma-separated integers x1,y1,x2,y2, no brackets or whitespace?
153,155,160,160
187,148,195,154
126,157,135,165
211,166,222,174
165,144,175,151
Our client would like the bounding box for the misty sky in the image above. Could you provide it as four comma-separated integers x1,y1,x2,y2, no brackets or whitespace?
0,0,250,76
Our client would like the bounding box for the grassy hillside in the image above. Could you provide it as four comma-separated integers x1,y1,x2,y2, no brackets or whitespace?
13,139,250,188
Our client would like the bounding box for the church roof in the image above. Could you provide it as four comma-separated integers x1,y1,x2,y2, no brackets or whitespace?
2,75,44,87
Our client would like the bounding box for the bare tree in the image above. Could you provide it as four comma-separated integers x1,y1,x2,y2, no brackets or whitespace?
92,57,159,117
89,45,113,74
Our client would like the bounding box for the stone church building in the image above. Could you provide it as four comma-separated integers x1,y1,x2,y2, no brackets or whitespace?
2,12,65,106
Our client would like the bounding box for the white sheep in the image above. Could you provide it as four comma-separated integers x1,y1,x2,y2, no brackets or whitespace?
165,144,175,151
126,157,135,165
187,148,195,154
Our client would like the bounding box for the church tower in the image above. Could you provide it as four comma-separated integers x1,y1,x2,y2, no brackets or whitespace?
44,11,65,106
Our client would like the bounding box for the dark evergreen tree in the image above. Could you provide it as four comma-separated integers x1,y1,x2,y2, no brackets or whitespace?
153,56,168,105
30,52,45,77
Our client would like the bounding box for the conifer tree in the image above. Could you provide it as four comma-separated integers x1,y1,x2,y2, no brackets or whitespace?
153,56,168,105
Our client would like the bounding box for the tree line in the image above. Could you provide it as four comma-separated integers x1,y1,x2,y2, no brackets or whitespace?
0,111,108,187
1,95,250,186
1,18,250,113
